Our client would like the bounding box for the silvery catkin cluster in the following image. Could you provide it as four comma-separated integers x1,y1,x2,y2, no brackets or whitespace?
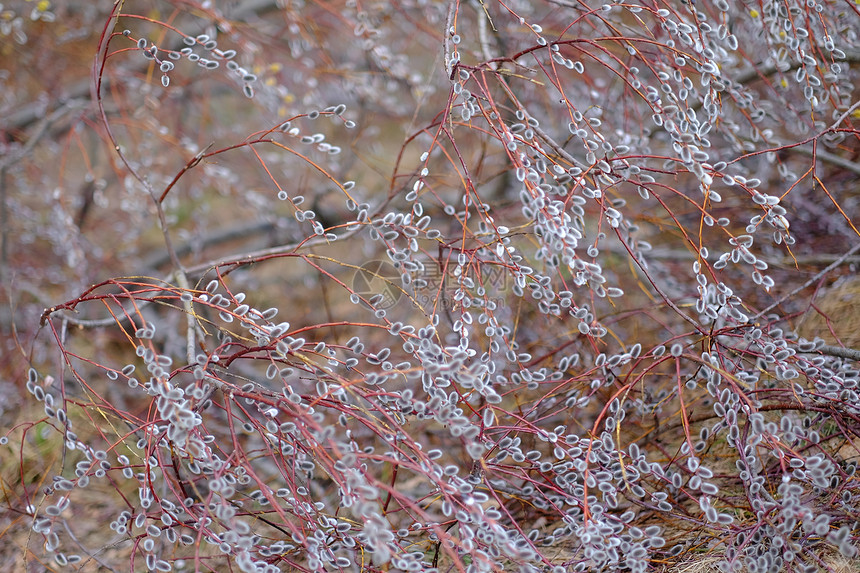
10,1,860,572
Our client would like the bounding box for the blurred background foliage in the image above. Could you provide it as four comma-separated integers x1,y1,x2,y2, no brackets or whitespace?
2,0,860,571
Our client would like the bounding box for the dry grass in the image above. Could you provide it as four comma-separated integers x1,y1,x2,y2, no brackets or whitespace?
797,276,860,348
667,551,860,573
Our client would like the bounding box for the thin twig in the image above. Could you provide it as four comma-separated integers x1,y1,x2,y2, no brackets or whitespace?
808,344,860,362
791,146,860,177
48,223,359,328
444,0,456,78
475,0,497,70
141,220,279,271
606,246,860,266
183,224,364,277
